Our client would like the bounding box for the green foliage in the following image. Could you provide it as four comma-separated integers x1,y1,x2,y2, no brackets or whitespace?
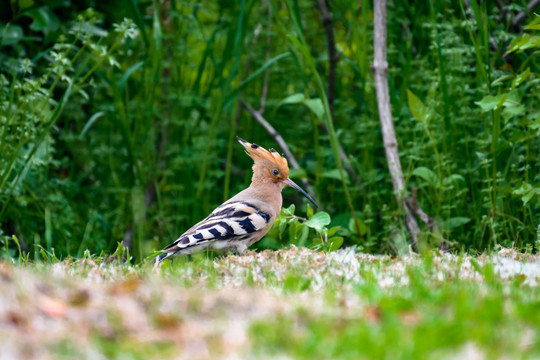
261,204,343,252
0,0,538,260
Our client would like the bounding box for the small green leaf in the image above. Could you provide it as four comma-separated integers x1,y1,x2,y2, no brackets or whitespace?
0,24,23,46
278,219,287,238
282,204,295,216
475,94,505,111
443,217,471,230
321,169,350,184
442,174,466,188
349,218,367,236
512,68,530,88
513,183,539,205
327,226,340,237
289,218,300,241
328,237,344,252
304,212,331,231
502,105,526,120
306,204,314,219
280,93,305,105
303,98,324,121
524,17,540,30
491,75,514,87
23,6,59,34
412,167,439,187
505,34,540,55
522,189,536,205
504,89,523,106
297,226,309,247
407,89,430,124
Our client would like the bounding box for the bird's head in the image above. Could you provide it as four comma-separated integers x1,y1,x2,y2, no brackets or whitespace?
237,136,318,208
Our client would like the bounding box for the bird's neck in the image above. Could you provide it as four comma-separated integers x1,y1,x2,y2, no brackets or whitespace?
249,180,283,196
247,181,283,213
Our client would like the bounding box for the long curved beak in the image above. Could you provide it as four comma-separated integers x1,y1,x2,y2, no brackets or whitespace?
282,178,319,208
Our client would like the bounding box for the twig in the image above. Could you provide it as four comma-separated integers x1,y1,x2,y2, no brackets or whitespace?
242,101,317,199
404,187,435,230
512,0,540,27
373,0,421,245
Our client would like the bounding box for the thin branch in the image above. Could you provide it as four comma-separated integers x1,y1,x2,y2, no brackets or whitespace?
242,101,317,199
373,0,420,245
512,0,540,27
404,187,435,230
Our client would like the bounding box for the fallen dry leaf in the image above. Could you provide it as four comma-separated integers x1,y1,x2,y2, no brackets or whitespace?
39,296,67,318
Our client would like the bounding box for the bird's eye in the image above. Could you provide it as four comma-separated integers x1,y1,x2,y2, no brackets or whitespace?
273,169,279,176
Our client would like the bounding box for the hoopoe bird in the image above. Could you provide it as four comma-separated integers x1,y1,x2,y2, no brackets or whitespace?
155,136,318,264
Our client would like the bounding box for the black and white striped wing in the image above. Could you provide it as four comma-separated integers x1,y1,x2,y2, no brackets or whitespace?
162,201,271,255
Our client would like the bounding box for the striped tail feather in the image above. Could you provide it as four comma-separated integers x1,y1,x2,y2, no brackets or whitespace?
154,251,174,265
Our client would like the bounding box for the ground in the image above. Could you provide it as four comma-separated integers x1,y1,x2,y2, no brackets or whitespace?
1,247,540,359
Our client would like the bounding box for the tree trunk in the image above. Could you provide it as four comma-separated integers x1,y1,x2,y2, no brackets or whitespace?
372,0,420,245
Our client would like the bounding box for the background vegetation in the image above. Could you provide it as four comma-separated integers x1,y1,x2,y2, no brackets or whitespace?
1,0,539,261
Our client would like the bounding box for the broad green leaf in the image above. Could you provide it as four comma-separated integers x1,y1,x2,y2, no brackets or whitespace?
512,68,530,88
304,212,331,231
328,236,344,252
475,94,505,111
0,24,23,46
530,114,540,130
280,93,305,105
502,105,526,120
289,218,300,241
506,34,540,55
304,98,324,121
412,167,439,187
278,219,287,237
349,218,367,236
23,7,59,34
282,204,295,216
297,226,309,246
524,17,540,30
321,169,350,184
443,217,471,229
442,174,466,188
513,183,540,205
491,75,514,87
407,89,430,124
327,226,340,237
504,89,523,106
522,189,536,205
506,34,531,54
306,204,314,219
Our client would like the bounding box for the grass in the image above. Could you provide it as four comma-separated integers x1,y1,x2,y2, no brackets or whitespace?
1,247,540,359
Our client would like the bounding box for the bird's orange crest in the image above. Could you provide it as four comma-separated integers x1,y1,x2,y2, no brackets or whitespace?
236,136,289,181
